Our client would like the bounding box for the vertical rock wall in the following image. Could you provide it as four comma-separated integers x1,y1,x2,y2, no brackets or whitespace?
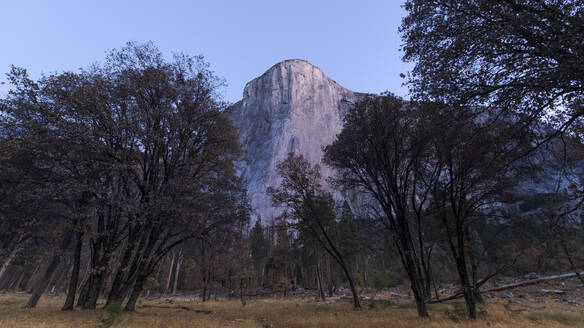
230,59,362,221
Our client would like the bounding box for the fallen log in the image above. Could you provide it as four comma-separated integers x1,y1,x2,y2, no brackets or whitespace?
429,271,583,303
540,289,565,294
485,271,583,293
139,304,212,314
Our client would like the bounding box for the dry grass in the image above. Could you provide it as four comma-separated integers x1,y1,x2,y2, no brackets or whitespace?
0,293,582,328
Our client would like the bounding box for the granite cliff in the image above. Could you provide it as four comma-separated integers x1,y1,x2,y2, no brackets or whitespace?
230,59,363,221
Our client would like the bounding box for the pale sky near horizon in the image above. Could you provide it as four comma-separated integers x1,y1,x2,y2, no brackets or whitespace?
0,0,411,102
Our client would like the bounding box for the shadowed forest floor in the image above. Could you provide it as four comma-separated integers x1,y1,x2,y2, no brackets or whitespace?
0,292,583,328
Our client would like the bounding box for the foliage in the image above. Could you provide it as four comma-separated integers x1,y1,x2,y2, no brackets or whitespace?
401,0,584,132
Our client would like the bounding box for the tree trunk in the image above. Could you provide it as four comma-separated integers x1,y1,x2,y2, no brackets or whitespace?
12,271,26,290
316,261,325,301
24,229,73,309
62,230,84,311
106,235,141,306
25,255,61,308
399,245,429,317
165,252,175,294
79,246,110,309
462,284,477,320
343,265,361,309
25,264,43,293
123,228,159,312
76,277,90,308
0,246,22,282
172,249,183,295
123,268,148,311
239,277,246,306
408,270,429,317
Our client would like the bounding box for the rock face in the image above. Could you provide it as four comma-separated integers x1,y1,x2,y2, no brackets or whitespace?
230,59,363,221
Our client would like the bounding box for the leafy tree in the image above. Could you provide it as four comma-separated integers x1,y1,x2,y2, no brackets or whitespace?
0,42,244,311
401,0,584,140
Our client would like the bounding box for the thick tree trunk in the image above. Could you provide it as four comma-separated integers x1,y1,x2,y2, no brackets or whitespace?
124,271,147,312
410,279,429,317
24,229,73,309
473,287,484,304
62,230,84,311
462,284,477,320
24,256,61,308
25,264,42,293
78,247,110,309
398,242,429,317
384,213,429,317
106,236,141,306
123,226,159,312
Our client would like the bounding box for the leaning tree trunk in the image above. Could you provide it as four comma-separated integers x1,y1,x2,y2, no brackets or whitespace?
123,262,151,311
336,258,360,309
62,229,84,311
106,228,145,306
24,229,73,309
0,246,23,282
81,262,109,309
124,226,159,312
78,237,110,310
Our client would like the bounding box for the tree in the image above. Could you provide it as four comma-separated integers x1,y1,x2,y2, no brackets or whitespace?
324,94,437,317
1,41,244,311
420,103,527,319
401,0,584,140
268,153,362,309
1,66,110,309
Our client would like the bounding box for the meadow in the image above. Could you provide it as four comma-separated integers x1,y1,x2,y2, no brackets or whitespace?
0,292,582,328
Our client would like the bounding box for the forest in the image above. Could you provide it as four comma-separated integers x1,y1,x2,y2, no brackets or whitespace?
0,0,583,326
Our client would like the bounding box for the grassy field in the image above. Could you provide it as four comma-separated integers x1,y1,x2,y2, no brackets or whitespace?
0,293,583,328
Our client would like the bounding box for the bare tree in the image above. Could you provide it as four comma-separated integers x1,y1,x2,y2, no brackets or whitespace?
269,153,361,309
324,95,436,317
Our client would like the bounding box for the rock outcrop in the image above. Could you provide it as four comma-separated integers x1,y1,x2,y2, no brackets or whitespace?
230,59,363,221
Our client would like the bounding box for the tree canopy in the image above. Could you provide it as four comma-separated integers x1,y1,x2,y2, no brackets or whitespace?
401,0,584,132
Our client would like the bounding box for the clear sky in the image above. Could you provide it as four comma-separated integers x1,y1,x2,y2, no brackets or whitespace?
0,0,411,103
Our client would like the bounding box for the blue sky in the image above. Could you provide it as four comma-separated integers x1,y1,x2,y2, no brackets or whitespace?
0,0,411,102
